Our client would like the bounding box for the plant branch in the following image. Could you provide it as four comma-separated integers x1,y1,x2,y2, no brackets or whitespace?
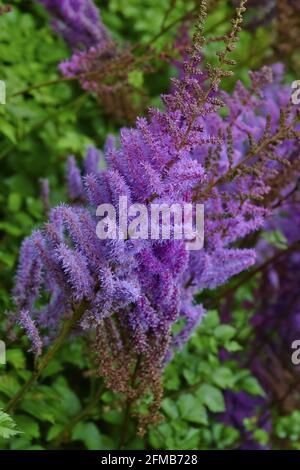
4,300,88,414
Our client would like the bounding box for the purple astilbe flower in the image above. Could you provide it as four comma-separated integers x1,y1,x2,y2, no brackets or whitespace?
66,155,84,200
38,0,147,123
59,42,145,123
60,59,299,365
55,243,94,301
38,0,110,50
13,237,43,311
18,310,43,356
84,144,101,175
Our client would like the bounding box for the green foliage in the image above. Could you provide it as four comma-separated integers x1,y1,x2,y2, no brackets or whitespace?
103,0,197,47
0,410,21,440
147,309,262,450
274,411,300,450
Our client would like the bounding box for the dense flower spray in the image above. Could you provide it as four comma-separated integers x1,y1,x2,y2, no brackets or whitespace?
13,1,300,429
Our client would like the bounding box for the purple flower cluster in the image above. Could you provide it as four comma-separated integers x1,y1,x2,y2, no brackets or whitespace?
39,0,145,123
38,0,110,50
14,56,299,367
59,39,118,95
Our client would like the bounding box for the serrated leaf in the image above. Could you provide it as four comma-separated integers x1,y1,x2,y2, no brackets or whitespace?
0,410,21,439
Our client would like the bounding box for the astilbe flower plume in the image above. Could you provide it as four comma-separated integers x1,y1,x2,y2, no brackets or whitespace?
38,0,149,123
38,0,110,49
13,1,300,430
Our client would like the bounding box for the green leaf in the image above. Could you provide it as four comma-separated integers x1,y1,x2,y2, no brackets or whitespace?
196,384,225,413
253,429,269,446
214,325,236,342
201,310,220,329
72,422,102,450
0,119,17,143
0,250,15,268
10,437,33,450
102,410,123,425
14,415,39,439
41,360,63,379
0,221,23,236
0,410,21,439
224,340,242,352
128,70,144,89
0,375,21,397
6,349,26,370
178,394,208,425
212,367,235,388
46,424,64,442
52,377,81,417
162,398,179,420
261,229,288,249
8,193,22,212
20,400,56,423
241,376,265,396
